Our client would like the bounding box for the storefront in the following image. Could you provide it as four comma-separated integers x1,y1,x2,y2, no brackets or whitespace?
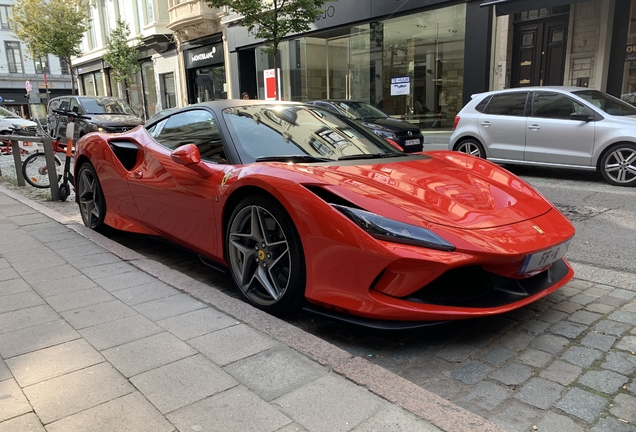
183,38,227,104
225,0,491,130
77,59,107,96
0,89,30,118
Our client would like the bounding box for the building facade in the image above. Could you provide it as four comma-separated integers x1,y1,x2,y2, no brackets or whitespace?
0,0,73,121
73,0,177,120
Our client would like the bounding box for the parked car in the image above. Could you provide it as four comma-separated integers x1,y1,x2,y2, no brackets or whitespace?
306,100,424,152
450,87,636,187
74,100,574,327
47,96,143,139
0,105,40,136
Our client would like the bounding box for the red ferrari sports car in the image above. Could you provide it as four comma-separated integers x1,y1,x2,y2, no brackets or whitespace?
74,100,575,328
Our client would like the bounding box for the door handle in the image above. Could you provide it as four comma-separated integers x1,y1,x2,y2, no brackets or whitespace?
133,171,143,179
527,124,540,131
480,121,491,127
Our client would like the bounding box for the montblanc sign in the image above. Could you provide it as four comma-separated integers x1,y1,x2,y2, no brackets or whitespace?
185,42,224,69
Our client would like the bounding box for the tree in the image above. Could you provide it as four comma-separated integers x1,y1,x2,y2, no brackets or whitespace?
103,19,141,100
206,0,327,100
12,0,90,95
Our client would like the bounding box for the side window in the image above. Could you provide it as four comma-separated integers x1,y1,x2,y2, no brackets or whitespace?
154,110,226,163
484,93,528,116
532,92,585,120
69,98,81,114
475,95,492,113
58,98,70,112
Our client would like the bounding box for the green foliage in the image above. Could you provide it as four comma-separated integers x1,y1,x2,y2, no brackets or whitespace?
12,0,89,67
103,19,141,86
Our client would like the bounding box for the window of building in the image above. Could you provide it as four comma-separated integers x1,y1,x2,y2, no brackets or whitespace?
5,41,23,73
60,58,71,75
0,5,12,30
35,55,50,74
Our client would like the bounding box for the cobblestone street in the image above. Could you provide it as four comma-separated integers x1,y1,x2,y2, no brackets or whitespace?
2,154,636,431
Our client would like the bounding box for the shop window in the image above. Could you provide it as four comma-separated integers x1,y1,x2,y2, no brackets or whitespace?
5,41,22,73
162,73,176,109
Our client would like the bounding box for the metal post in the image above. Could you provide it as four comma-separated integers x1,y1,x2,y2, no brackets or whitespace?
10,139,25,186
42,137,60,200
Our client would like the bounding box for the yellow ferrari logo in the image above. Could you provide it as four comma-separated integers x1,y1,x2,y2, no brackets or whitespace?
221,172,231,187
258,250,265,260
533,225,545,234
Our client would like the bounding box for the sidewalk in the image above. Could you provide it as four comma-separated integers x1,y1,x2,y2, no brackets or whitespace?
0,186,503,432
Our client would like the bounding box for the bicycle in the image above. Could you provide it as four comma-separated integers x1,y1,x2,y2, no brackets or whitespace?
21,109,80,200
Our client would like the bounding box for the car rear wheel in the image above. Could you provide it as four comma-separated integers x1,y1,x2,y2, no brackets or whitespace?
77,162,106,230
455,139,486,159
226,195,306,315
600,143,636,187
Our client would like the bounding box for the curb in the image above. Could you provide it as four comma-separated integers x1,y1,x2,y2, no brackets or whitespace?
1,184,505,432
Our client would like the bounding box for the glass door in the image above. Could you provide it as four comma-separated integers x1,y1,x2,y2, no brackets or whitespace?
326,25,371,101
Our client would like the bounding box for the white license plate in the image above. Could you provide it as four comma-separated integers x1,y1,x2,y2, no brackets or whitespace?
405,139,421,146
520,240,570,274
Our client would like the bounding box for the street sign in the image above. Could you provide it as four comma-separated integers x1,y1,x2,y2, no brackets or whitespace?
25,80,31,92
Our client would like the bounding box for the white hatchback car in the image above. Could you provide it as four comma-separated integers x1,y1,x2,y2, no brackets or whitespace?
449,87,636,186
0,105,39,136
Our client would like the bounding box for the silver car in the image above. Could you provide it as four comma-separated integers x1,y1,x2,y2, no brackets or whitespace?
449,87,636,186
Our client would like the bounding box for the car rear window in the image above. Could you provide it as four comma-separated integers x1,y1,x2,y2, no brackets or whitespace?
484,92,529,116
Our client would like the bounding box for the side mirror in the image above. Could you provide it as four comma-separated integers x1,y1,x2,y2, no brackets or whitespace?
171,144,211,178
570,112,592,122
171,143,201,165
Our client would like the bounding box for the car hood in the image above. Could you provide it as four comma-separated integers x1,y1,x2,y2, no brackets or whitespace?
358,117,421,133
280,151,554,230
83,114,144,127
4,118,38,128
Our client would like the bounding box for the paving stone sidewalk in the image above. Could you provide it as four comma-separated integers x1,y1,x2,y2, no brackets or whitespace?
0,187,506,431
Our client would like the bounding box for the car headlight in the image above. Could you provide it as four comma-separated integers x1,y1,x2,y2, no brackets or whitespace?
361,123,398,140
332,204,455,251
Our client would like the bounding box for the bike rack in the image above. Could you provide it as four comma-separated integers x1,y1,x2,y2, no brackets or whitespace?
0,134,61,201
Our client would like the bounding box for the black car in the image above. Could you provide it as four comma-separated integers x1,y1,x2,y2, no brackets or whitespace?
306,100,424,152
47,96,143,139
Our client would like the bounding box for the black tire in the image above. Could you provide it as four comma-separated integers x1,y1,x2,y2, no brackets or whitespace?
22,153,62,188
454,138,486,159
76,162,106,230
58,184,70,202
599,143,636,187
226,195,306,315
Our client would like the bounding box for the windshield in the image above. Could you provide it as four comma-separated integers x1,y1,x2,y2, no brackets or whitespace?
78,97,136,115
0,106,20,119
573,90,636,116
223,104,403,163
332,101,389,120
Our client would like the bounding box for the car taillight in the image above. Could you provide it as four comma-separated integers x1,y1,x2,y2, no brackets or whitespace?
452,116,461,130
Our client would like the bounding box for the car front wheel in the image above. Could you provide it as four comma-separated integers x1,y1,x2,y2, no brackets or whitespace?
600,143,636,187
455,139,486,159
226,195,306,315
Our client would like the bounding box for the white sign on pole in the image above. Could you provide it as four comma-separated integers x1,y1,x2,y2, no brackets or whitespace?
25,80,32,92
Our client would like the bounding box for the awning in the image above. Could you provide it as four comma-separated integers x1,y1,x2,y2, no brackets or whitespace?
480,0,589,16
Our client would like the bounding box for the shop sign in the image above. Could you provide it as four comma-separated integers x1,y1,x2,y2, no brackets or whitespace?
626,45,636,62
390,76,410,96
186,43,224,69
264,68,280,100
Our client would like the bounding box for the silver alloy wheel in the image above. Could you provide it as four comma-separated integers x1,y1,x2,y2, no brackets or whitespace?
603,147,636,185
77,166,102,228
228,205,291,307
456,140,484,158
